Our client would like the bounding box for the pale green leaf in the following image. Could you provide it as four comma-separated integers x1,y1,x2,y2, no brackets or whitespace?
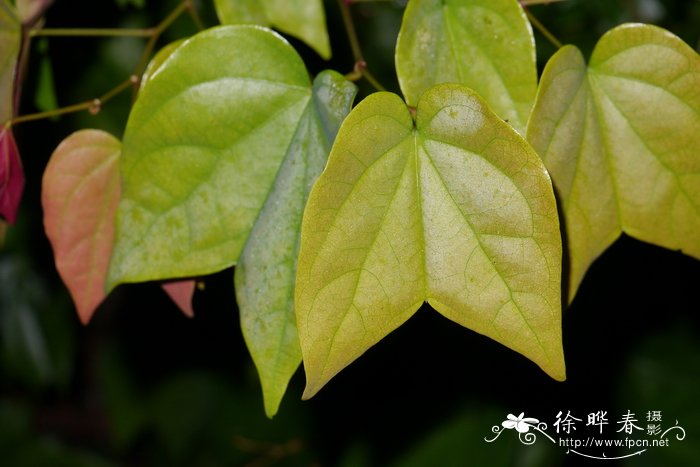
0,0,20,122
296,84,564,398
395,0,536,134
235,70,356,418
107,25,311,289
214,0,331,60
527,24,700,300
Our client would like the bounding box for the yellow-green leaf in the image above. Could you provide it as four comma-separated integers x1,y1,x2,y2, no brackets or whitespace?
527,24,700,300
139,39,184,92
107,26,311,289
395,0,536,134
296,84,565,398
0,0,20,122
235,70,356,418
214,0,331,59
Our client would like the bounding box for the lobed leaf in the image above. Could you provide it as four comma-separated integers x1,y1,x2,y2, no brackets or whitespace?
42,130,121,324
527,24,700,300
107,25,312,289
214,0,331,59
296,84,564,398
395,0,537,134
235,70,356,417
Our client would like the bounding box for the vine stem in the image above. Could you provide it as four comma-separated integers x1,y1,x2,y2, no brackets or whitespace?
30,28,154,38
6,0,202,129
9,76,139,126
520,0,568,6
338,0,387,92
524,8,563,49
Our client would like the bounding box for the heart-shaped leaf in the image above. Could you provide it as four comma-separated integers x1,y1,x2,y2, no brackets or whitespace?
42,129,121,324
296,84,565,398
107,25,312,289
527,24,700,300
214,0,331,59
235,70,356,417
0,128,24,224
1,0,20,121
395,0,536,134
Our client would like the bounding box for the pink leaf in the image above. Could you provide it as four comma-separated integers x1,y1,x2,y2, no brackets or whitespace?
0,128,25,224
161,279,196,318
42,129,121,324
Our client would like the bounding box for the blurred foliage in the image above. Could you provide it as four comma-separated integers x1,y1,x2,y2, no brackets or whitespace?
1,0,700,465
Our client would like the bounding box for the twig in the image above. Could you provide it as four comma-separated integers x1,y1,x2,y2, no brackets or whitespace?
524,8,563,49
338,0,387,91
520,0,568,6
6,0,201,128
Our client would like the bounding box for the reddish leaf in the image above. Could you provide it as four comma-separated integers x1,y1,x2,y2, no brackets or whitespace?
0,128,25,224
42,129,121,324
161,279,196,318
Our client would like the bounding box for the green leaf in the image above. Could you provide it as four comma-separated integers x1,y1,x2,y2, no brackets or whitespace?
235,70,356,418
527,24,700,300
214,0,331,60
395,0,536,134
139,39,184,92
0,0,20,122
42,130,121,324
296,83,564,398
107,25,312,289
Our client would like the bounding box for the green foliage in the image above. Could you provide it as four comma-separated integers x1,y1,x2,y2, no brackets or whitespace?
235,70,356,417
2,0,700,426
107,25,312,288
213,0,331,59
395,0,537,134
296,84,564,398
527,23,700,299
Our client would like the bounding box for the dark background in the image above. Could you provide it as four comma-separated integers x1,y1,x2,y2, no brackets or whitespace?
2,0,700,465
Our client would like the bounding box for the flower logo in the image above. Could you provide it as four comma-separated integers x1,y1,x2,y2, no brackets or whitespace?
502,412,540,433
486,412,554,445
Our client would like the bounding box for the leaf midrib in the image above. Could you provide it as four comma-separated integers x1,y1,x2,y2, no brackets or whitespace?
418,136,553,364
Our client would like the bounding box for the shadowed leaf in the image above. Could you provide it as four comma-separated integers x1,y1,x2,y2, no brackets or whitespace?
235,70,356,417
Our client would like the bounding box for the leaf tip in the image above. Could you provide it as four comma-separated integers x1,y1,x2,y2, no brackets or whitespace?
161,279,196,318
